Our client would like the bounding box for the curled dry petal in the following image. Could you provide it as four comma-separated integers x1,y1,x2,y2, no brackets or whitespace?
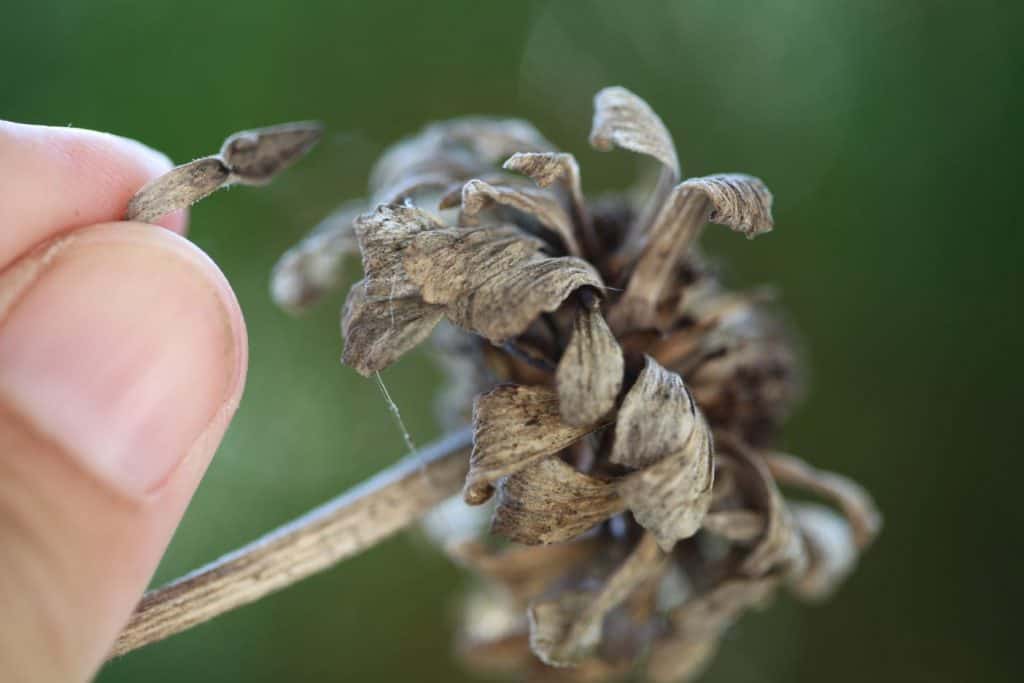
556,305,624,426
789,503,858,601
590,86,679,179
719,444,804,577
126,122,322,223
219,121,324,185
649,576,778,683
271,200,364,313
528,534,665,666
503,152,594,253
615,174,774,331
491,457,624,545
403,226,603,342
453,179,581,255
610,357,714,550
341,281,445,376
126,157,229,223
465,385,594,505
765,453,882,549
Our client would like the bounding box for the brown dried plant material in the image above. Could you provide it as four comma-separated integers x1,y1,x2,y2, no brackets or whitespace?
492,457,625,545
242,85,883,681
765,452,882,549
610,357,714,551
789,503,858,601
465,384,595,504
126,121,322,223
529,534,665,666
451,178,582,255
271,200,363,313
556,303,624,427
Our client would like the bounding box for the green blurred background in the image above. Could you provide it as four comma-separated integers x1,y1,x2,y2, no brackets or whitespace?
2,1,1020,681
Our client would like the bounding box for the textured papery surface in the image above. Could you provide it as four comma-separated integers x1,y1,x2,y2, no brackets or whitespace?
453,179,581,255
126,157,229,223
610,357,714,550
556,305,623,426
449,539,600,602
528,534,665,666
589,86,679,179
220,121,324,185
465,385,595,504
126,122,322,223
617,174,774,330
492,457,624,545
403,226,603,342
765,453,882,549
271,200,364,313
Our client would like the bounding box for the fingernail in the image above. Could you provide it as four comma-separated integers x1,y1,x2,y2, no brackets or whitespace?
0,223,245,498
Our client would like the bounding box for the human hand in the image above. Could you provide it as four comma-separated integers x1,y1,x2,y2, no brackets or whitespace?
0,121,248,682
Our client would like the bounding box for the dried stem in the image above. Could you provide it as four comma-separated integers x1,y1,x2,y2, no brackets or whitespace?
109,426,474,659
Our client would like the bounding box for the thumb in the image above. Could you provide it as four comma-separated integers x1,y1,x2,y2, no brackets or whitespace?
0,223,247,681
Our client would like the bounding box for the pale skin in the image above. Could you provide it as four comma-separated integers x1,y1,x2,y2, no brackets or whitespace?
0,121,248,682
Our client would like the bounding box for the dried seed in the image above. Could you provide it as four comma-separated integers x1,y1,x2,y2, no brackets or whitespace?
125,157,229,223
220,121,324,185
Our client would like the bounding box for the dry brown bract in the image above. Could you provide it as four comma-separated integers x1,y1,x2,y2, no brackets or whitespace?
126,122,323,223
273,86,881,682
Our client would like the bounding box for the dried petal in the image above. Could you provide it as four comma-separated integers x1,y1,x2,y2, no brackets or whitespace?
556,304,623,426
765,453,882,549
529,534,665,666
341,281,445,375
433,117,555,162
449,538,600,602
492,457,624,545
220,121,324,185
649,575,778,682
789,503,858,601
403,225,603,342
610,357,714,550
465,385,594,504
590,86,679,179
719,444,804,577
271,200,363,313
455,179,581,256
700,510,766,543
125,157,229,223
615,174,774,331
503,152,593,250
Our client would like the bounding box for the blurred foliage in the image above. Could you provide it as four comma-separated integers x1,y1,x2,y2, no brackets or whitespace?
2,1,1021,681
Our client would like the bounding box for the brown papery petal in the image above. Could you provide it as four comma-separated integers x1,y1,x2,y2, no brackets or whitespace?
356,204,445,300
720,444,804,577
341,281,445,376
457,179,582,256
125,156,229,223
220,121,324,185
614,174,774,331
465,385,595,504
404,226,603,342
789,503,858,601
270,200,364,313
765,453,882,549
528,534,665,666
649,575,778,682
556,305,623,426
503,152,593,251
611,357,714,551
491,457,624,545
590,86,679,179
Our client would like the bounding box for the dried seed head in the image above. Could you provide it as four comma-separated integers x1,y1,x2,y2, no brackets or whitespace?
272,86,880,682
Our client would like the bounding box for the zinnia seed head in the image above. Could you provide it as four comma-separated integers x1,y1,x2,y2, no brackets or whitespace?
273,86,880,682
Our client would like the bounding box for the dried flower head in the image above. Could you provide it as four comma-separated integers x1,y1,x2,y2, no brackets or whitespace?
273,87,880,681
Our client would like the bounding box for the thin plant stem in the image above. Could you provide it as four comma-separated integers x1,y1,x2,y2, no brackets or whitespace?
109,426,474,658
